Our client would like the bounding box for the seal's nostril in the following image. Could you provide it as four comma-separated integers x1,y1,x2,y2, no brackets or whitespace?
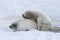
9,26,12,28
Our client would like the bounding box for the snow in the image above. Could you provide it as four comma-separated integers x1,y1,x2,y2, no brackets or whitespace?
0,30,60,40
0,0,60,40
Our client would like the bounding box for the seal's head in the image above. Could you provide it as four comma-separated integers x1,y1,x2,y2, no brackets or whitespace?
22,11,33,19
9,19,37,32
9,23,17,29
22,11,37,23
9,22,19,31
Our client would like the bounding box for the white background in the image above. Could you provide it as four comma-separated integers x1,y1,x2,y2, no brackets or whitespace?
0,0,60,40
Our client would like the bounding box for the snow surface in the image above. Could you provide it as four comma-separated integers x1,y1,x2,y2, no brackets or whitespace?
0,0,60,40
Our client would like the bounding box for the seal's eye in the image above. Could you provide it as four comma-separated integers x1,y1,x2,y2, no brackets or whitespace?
12,24,17,27
25,29,29,31
26,13,31,16
9,25,12,28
